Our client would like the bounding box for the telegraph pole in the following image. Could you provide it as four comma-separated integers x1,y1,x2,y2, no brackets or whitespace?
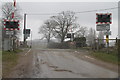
24,13,26,47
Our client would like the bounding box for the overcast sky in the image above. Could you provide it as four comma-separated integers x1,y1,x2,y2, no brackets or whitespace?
1,0,120,40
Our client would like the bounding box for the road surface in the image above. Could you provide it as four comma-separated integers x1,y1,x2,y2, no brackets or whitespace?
7,48,118,78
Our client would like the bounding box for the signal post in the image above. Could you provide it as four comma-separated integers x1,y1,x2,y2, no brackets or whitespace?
96,13,112,53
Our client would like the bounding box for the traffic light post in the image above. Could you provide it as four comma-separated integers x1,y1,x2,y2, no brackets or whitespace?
23,13,31,48
24,13,27,47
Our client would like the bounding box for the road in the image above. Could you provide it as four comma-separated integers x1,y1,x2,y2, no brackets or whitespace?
7,48,118,78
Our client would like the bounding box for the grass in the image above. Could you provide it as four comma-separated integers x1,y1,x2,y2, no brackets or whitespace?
90,50,119,65
2,49,23,77
73,47,119,64
0,50,2,60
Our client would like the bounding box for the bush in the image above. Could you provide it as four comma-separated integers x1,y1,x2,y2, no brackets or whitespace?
74,37,87,47
47,42,70,49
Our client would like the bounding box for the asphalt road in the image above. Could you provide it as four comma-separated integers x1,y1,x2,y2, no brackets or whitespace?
27,48,118,78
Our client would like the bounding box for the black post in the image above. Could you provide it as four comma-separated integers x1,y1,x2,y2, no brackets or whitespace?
31,30,32,48
24,13,26,47
13,31,16,51
116,37,118,44
2,20,4,51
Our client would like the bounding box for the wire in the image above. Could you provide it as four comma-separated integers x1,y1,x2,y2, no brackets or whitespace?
27,7,119,15
76,7,118,14
27,13,57,15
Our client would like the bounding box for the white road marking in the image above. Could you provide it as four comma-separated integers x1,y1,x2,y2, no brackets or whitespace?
25,49,31,56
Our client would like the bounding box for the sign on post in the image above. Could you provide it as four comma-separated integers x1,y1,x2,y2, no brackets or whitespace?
6,30,14,35
4,20,20,30
96,13,112,24
25,34,30,39
67,33,74,39
104,31,111,35
23,29,31,34
6,21,18,28
96,13,112,53
23,29,31,39
96,24,110,31
67,33,71,38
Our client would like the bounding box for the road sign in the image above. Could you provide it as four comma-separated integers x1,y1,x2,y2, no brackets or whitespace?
67,33,71,38
6,31,14,35
67,33,74,38
4,20,20,30
23,29,31,34
96,24,110,31
25,34,30,39
96,13,112,24
104,31,111,35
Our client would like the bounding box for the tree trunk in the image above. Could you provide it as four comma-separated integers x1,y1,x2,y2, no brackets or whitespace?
47,33,50,43
61,33,65,43
47,39,50,43
61,39,64,43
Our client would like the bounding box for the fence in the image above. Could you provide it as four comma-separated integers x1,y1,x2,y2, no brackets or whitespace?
94,38,118,54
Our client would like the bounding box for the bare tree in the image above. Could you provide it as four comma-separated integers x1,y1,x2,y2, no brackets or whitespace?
2,2,22,37
39,20,54,43
51,11,77,43
98,31,104,44
2,2,22,20
86,28,96,47
75,25,88,37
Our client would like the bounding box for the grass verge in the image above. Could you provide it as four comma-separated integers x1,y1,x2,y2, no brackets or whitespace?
72,47,119,65
2,49,23,77
90,51,119,65
0,50,2,60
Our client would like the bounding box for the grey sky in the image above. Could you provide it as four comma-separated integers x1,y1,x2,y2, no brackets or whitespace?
19,2,118,40
118,2,120,39
1,0,120,2
1,1,119,40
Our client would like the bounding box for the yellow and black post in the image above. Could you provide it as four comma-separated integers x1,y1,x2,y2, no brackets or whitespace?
106,35,109,53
